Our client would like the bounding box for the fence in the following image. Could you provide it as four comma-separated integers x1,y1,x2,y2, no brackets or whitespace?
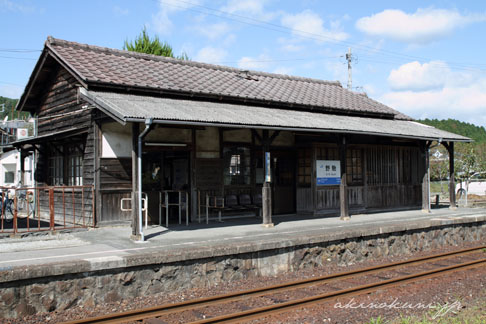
0,185,95,235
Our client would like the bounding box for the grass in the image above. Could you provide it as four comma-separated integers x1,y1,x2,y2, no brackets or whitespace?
430,181,450,198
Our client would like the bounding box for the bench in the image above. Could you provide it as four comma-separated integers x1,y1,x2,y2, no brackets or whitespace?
198,191,262,223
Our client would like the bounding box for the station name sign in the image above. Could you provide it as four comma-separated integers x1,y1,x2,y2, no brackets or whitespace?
316,160,341,185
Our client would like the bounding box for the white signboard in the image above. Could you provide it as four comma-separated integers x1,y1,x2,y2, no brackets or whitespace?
17,128,29,140
316,160,341,185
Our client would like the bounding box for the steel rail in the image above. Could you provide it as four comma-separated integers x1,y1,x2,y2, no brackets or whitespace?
63,245,486,324
189,258,486,323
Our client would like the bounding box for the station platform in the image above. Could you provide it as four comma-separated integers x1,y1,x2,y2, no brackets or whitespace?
1,206,485,281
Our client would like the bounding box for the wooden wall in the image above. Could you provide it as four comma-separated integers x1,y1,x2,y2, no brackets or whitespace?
33,66,95,225
312,144,424,214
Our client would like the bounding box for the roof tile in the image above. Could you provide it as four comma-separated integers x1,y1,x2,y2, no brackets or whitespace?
47,37,410,120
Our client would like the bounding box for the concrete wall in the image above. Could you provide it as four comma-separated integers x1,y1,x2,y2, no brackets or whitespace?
0,149,34,187
1,219,485,318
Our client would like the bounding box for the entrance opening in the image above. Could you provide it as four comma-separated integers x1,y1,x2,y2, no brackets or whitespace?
272,151,296,215
143,150,190,225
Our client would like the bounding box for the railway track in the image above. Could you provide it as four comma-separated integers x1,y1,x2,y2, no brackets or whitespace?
64,245,486,324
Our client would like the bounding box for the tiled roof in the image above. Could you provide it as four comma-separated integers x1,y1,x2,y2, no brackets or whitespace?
46,37,410,120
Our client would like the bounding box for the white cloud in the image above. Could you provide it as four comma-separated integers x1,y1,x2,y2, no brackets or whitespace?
221,0,275,21
388,61,448,91
273,67,292,75
277,37,304,52
237,54,271,70
356,8,486,44
194,47,227,63
388,61,479,92
193,22,231,40
324,61,347,83
113,6,129,17
381,62,486,126
0,0,35,13
151,0,200,35
281,10,348,42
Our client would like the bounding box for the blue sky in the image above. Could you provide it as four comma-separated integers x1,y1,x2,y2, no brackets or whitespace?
1,0,486,126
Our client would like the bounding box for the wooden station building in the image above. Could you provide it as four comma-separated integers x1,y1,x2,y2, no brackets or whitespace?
14,37,469,238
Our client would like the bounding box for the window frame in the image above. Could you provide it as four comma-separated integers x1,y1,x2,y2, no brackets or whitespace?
47,142,84,186
223,145,251,186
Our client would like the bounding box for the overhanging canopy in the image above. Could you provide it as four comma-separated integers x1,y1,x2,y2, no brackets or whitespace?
80,88,470,142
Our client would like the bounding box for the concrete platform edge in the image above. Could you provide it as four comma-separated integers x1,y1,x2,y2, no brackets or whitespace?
1,214,485,284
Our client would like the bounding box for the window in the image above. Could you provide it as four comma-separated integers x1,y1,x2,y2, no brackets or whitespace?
48,146,64,186
68,146,83,185
48,143,84,186
346,149,363,185
297,148,311,186
223,147,250,185
4,171,14,184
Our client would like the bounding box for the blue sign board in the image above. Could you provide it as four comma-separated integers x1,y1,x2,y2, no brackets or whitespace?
316,160,341,186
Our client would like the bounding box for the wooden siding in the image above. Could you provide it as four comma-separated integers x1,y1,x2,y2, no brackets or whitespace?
100,191,132,223
37,67,91,135
316,186,364,210
100,158,132,191
33,66,96,224
312,144,424,214
37,187,94,225
296,188,312,212
98,157,132,223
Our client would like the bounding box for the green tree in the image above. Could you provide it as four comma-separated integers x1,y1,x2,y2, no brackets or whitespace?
123,27,189,60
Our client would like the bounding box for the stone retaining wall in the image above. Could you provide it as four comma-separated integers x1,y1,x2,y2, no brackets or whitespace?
1,222,486,318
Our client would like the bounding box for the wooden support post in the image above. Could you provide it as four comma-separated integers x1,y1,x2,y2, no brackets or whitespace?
49,188,54,231
422,141,431,213
19,150,25,187
262,182,272,227
131,123,140,239
261,130,274,227
446,142,456,209
94,121,101,225
339,136,349,220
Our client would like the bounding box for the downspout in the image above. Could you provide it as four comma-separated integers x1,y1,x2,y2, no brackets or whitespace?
137,118,153,241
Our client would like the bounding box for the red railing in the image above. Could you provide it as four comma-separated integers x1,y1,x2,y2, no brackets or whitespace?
0,185,95,235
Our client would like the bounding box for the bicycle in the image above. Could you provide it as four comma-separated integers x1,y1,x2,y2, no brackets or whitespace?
1,190,14,223
16,189,35,218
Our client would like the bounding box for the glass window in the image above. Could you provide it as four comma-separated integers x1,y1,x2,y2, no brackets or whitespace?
48,146,64,186
48,144,84,186
223,147,250,185
346,149,363,185
68,146,83,186
297,148,311,186
4,171,14,184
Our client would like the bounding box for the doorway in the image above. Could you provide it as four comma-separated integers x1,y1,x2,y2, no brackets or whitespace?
272,151,296,214
142,150,191,224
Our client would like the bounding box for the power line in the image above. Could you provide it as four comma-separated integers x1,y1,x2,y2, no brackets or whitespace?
0,55,37,61
157,0,486,73
0,48,41,53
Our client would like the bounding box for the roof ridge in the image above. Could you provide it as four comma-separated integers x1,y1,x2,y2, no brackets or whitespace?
46,36,342,87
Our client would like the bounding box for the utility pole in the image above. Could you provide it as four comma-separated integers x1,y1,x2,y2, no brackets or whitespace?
346,47,353,90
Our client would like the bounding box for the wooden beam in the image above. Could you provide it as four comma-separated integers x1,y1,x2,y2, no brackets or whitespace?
446,142,456,209
19,151,25,186
339,135,349,220
93,120,102,225
261,130,273,227
251,129,262,144
422,141,432,213
269,130,281,144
